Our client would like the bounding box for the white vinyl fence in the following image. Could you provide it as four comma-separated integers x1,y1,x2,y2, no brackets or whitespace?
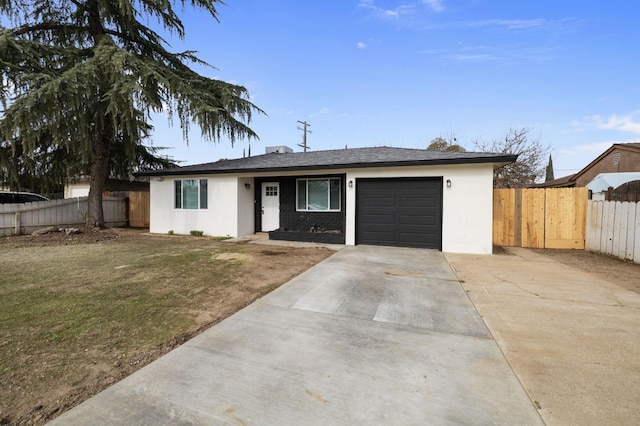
0,196,127,236
586,200,640,264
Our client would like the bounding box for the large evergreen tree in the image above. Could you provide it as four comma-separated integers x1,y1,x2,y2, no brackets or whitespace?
0,135,179,196
0,0,260,226
0,135,68,195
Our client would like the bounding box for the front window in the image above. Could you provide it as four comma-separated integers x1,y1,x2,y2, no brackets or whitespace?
296,178,341,211
174,179,208,209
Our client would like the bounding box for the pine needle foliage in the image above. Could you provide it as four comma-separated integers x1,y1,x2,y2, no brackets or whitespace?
0,0,261,225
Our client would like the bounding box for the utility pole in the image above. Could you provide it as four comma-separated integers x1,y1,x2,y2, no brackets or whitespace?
297,120,311,152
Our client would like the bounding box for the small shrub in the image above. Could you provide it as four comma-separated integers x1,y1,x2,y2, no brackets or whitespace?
168,230,174,235
190,230,204,237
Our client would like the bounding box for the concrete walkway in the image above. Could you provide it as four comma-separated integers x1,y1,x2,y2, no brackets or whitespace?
51,246,542,425
446,248,640,426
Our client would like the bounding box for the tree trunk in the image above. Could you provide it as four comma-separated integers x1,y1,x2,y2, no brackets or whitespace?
88,128,112,228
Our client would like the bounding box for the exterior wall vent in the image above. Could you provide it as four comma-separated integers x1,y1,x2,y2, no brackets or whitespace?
613,151,621,165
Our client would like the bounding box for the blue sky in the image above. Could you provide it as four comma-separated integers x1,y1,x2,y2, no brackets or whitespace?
149,0,640,178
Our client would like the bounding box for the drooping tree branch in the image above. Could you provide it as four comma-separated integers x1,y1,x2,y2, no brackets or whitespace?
0,0,262,226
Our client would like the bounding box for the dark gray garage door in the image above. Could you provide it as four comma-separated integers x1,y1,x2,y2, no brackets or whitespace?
356,178,443,249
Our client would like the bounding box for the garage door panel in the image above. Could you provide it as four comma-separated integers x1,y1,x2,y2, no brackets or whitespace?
398,205,438,213
398,184,436,192
360,231,395,241
356,178,442,249
360,199,395,206
359,198,395,207
397,225,439,234
398,232,437,244
362,214,393,226
398,206,434,215
397,180,434,189
401,198,437,207
398,215,436,226
398,198,430,208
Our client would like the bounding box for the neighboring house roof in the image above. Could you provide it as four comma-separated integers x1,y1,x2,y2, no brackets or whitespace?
571,143,640,183
137,146,517,177
534,143,640,188
587,172,640,193
535,174,576,188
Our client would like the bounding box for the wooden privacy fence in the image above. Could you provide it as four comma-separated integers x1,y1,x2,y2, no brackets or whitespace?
586,200,640,264
605,180,640,202
493,188,588,249
0,196,127,236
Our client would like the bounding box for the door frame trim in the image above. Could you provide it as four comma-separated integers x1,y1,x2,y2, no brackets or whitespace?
260,181,280,232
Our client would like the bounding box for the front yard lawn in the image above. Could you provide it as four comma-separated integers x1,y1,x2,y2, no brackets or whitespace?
0,229,332,424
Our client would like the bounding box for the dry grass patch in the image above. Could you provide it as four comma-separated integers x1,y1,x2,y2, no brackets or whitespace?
0,229,332,424
534,248,640,294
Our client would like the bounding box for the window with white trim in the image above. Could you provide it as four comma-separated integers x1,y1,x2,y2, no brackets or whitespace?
174,179,208,209
296,178,341,211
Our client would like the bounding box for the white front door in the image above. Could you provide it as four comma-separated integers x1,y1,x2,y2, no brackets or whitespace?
261,182,280,231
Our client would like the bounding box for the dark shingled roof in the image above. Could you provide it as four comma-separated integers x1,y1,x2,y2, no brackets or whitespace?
137,146,517,177
534,174,577,188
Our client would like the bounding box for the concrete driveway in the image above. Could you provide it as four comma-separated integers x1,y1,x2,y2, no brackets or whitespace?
447,248,640,425
50,246,542,425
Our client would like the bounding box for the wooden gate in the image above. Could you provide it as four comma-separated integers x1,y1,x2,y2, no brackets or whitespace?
493,188,588,249
128,191,150,228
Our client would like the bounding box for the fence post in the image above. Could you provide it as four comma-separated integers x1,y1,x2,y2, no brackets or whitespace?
14,211,20,235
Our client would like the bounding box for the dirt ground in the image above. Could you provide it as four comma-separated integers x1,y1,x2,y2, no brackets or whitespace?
0,229,332,425
492,245,640,294
5,230,638,425
450,247,640,425
533,248,640,294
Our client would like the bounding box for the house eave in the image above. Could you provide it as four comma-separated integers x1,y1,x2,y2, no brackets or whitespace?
136,155,518,178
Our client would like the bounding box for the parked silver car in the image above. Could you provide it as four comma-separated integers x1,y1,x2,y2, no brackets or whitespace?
0,191,49,203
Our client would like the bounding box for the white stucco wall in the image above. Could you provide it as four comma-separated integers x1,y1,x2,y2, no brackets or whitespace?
237,177,255,237
64,182,90,199
343,163,495,254
149,163,495,254
150,175,250,237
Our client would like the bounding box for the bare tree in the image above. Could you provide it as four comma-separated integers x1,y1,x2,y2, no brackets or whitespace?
473,128,549,188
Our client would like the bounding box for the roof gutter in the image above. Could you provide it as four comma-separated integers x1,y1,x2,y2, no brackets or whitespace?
136,155,518,177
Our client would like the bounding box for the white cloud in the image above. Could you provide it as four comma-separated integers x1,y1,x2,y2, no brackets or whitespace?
430,45,499,62
573,111,640,134
309,107,330,118
464,18,545,30
553,141,620,177
358,0,415,19
357,41,368,49
448,53,498,62
422,0,444,12
558,141,613,156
